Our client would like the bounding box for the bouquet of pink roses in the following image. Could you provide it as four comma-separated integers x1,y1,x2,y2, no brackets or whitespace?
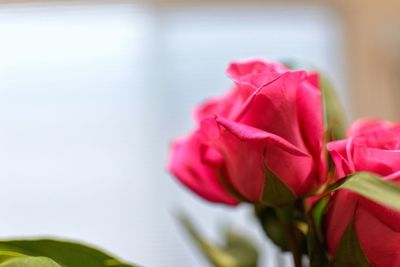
168,59,400,267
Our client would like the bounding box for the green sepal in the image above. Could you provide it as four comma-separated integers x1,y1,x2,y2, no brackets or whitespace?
255,204,308,258
332,172,400,211
0,257,61,267
335,221,369,267
178,214,258,267
260,164,296,207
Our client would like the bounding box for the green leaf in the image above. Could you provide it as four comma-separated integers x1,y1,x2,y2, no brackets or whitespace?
0,257,61,267
178,214,258,267
0,239,136,267
320,75,346,142
261,163,296,207
336,222,369,267
254,206,289,251
335,172,400,211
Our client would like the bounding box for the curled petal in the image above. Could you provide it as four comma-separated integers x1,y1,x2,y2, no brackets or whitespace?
327,140,355,179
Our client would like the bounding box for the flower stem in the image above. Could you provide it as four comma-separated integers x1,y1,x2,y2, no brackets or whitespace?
288,227,302,267
267,204,304,267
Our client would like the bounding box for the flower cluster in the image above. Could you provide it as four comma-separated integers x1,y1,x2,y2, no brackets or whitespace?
168,59,400,267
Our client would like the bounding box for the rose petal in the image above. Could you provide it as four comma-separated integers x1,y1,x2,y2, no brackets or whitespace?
194,87,249,123
352,145,400,176
347,119,393,137
358,196,400,232
205,116,313,200
168,132,238,205
296,76,326,185
236,71,309,152
324,190,359,256
356,206,400,267
226,59,289,88
327,140,355,179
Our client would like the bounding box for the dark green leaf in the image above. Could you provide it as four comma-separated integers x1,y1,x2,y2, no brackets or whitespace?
178,214,258,267
320,75,346,142
261,164,296,207
335,172,400,211
0,257,61,267
254,206,289,251
0,239,136,267
335,222,369,267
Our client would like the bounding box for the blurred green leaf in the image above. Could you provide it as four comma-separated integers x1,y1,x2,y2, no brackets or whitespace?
336,222,369,267
334,172,400,211
0,239,136,267
320,75,346,142
178,215,258,267
0,256,61,267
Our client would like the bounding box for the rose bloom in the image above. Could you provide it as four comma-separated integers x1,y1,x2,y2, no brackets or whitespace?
168,59,326,205
326,119,400,267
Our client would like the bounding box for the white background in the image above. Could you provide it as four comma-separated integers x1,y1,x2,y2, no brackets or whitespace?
0,3,345,266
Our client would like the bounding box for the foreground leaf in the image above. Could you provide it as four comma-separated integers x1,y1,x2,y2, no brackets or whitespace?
0,239,136,267
178,215,258,267
335,172,400,211
0,257,61,267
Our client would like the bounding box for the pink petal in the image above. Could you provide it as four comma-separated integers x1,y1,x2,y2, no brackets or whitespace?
356,206,400,267
168,132,238,205
296,76,326,186
347,119,393,137
352,145,400,176
324,190,359,256
205,116,312,200
327,140,354,178
226,59,289,88
194,87,250,123
236,71,309,152
358,196,400,233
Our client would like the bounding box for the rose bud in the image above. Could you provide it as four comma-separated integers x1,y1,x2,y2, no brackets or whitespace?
325,119,400,266
168,59,326,205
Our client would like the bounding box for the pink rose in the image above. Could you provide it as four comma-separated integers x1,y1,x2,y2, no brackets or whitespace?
326,119,400,266
168,59,326,204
